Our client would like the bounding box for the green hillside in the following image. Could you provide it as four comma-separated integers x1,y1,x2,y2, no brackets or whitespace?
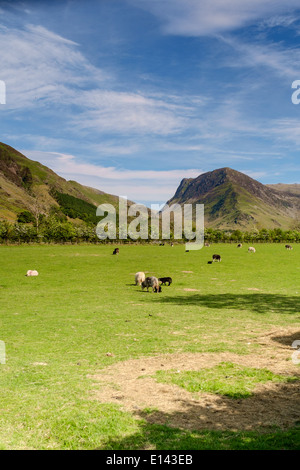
0,142,121,223
167,167,300,230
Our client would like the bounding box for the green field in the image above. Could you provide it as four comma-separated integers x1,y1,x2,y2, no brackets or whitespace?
0,243,299,450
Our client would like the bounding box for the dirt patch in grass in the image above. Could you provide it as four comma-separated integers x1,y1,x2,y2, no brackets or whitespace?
89,327,300,432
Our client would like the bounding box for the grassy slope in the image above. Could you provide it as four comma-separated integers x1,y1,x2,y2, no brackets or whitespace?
200,182,294,230
0,243,299,449
0,143,120,220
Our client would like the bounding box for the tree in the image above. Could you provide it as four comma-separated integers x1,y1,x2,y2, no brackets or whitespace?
17,210,35,224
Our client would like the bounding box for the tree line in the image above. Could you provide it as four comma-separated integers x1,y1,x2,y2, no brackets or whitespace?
0,217,299,244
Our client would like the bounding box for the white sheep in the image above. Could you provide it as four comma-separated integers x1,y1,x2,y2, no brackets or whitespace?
135,271,145,286
26,270,39,276
248,247,256,253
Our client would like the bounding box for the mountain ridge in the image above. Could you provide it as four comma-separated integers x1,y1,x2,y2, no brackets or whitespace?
167,167,300,230
0,143,299,230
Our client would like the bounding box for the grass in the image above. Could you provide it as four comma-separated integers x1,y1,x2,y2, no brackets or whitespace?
154,362,299,398
0,243,299,449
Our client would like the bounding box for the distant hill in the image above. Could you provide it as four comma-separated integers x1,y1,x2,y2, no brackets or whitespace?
0,142,123,223
266,183,300,196
1,144,299,231
166,167,300,230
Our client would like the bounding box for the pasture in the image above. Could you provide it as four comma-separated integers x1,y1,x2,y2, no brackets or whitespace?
0,243,299,450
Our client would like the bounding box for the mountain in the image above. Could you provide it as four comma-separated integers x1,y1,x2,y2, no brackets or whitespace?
0,142,123,223
266,183,300,196
166,167,300,230
1,144,299,231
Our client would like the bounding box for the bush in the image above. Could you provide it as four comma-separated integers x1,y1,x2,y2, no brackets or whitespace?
17,211,35,224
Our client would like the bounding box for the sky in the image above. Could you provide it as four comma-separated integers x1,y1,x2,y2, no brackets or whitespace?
1,0,300,206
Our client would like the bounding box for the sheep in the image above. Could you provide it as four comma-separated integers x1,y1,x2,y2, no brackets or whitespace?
135,272,146,286
248,247,256,253
26,270,38,276
204,243,210,247
212,254,221,262
237,243,242,248
285,244,293,250
112,248,119,255
141,276,162,293
158,277,172,286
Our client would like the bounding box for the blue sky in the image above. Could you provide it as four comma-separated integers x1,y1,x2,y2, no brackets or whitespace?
1,0,300,205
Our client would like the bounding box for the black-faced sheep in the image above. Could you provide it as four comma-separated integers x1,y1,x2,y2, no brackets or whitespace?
285,244,293,250
113,248,119,255
158,277,172,286
212,254,221,262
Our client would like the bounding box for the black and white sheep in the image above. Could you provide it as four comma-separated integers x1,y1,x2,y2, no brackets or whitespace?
141,276,162,293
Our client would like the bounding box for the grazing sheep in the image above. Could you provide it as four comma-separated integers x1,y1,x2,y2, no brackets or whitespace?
204,243,210,247
26,270,38,276
141,276,162,293
112,248,119,255
135,271,146,286
237,243,242,248
158,277,172,286
212,254,221,262
285,244,293,250
248,247,256,253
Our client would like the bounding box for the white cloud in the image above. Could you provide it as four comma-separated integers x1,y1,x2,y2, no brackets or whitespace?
131,0,300,36
0,23,191,135
71,89,189,135
24,150,201,181
22,149,203,202
0,23,108,109
219,35,300,79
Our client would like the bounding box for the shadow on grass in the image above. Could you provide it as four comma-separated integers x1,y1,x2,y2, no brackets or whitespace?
156,293,300,315
97,379,300,450
98,423,300,450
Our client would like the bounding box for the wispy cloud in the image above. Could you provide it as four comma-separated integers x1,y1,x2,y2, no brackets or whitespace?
131,0,300,36
0,23,108,109
70,89,190,135
0,21,195,136
219,34,300,79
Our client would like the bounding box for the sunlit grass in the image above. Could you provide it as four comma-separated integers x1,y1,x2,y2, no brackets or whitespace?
0,243,299,449
154,362,299,398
